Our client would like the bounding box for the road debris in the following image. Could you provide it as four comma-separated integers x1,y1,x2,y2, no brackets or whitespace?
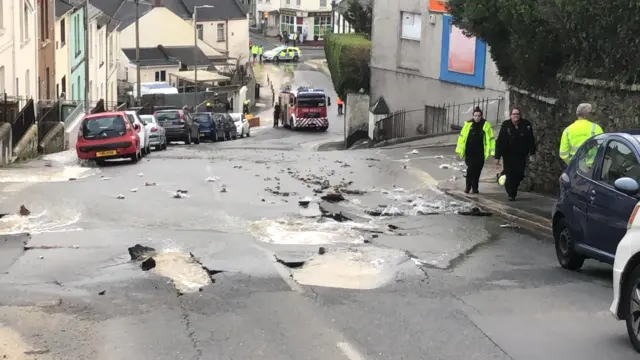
318,246,326,255
458,207,492,217
439,164,450,169
116,194,125,199
137,173,144,177
406,149,419,155
128,244,156,261
19,205,30,216
500,223,520,228
101,176,111,180
130,188,138,192
141,257,156,271
98,290,106,295
205,176,219,182
320,192,345,202
220,186,227,193
145,182,157,186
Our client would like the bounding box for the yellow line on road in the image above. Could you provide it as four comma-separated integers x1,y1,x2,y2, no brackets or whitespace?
408,167,438,187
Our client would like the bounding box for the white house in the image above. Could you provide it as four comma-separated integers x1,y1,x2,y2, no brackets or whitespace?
256,0,332,40
105,21,120,105
187,0,250,61
54,0,72,99
0,0,38,99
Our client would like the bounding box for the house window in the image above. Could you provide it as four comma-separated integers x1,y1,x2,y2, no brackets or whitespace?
280,15,295,34
74,15,80,57
313,15,331,36
196,24,203,40
22,1,29,43
0,66,4,93
401,12,421,41
296,0,300,5
216,23,225,42
40,0,45,40
77,76,80,99
99,34,104,66
60,18,66,46
45,67,50,99
89,26,94,58
155,70,166,82
285,0,289,4
320,0,326,6
16,78,19,97
61,75,66,95
71,84,75,100
0,0,4,29
108,35,114,68
25,70,30,97
44,0,49,40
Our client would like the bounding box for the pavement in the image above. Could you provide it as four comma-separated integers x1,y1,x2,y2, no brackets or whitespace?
0,63,634,360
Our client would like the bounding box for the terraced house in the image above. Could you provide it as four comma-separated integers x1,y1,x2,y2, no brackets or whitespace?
0,0,38,99
38,0,55,102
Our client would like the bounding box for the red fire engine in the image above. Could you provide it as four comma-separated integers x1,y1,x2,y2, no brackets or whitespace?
278,85,329,131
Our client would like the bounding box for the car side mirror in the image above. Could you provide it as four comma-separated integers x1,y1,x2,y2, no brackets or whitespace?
327,97,331,106
133,124,140,131
614,177,639,195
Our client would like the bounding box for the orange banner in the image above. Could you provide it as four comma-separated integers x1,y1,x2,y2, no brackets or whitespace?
429,0,447,13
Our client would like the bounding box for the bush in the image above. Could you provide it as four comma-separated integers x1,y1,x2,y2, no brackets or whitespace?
324,34,371,99
447,0,640,91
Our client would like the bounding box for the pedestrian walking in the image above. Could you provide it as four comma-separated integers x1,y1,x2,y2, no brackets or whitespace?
273,102,281,128
242,100,250,115
559,103,603,165
251,45,258,62
259,46,264,62
455,107,496,194
494,107,536,201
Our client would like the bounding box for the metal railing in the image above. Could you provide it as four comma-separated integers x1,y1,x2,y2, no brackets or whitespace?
375,97,504,142
0,94,31,123
11,99,35,147
38,100,61,143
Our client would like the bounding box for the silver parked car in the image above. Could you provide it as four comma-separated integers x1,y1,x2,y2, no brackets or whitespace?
139,114,167,151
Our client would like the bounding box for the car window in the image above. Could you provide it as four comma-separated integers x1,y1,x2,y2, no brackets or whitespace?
125,114,136,124
576,138,603,178
155,111,181,125
193,114,212,123
600,140,640,185
229,114,242,122
140,115,155,124
82,115,127,139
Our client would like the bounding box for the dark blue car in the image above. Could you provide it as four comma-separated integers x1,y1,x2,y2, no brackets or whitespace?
193,112,225,141
553,132,640,270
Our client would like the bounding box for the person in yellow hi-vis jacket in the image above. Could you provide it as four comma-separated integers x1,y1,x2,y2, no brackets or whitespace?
456,107,496,194
559,103,603,165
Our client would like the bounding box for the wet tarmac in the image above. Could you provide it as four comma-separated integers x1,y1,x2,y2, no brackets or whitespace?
0,66,635,359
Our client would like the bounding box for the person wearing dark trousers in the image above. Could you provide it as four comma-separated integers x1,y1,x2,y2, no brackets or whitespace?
494,107,536,201
455,107,496,194
273,102,281,128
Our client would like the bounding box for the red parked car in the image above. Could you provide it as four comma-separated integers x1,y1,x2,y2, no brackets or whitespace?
75,111,143,164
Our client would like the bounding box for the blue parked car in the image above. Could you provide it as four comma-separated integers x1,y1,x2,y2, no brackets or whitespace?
193,112,225,141
553,132,640,270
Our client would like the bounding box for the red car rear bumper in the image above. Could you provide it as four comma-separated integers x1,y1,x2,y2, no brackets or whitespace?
76,140,138,160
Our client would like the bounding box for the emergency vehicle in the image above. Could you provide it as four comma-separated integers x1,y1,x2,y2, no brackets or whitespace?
278,85,329,131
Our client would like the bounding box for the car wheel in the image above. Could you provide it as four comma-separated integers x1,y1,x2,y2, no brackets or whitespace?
194,132,200,144
185,132,192,145
293,56,299,62
146,145,151,154
247,129,250,137
131,151,139,163
96,159,106,166
240,129,244,138
225,132,230,140
274,56,279,62
162,138,168,150
624,264,640,353
554,217,585,270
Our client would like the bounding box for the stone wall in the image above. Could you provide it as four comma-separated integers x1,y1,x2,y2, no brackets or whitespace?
14,125,38,162
513,79,640,194
39,122,65,154
345,93,370,148
0,123,12,166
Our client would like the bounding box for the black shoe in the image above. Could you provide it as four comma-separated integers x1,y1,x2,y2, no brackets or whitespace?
508,196,516,201
472,189,479,194
464,187,471,194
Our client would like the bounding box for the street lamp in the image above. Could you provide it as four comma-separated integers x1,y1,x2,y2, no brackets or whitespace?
193,5,214,108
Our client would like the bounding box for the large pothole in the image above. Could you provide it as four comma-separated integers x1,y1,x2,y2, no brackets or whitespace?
280,246,413,290
128,244,220,294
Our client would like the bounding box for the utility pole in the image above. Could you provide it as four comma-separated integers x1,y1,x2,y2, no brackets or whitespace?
193,5,214,109
193,6,198,108
84,0,90,112
135,0,141,106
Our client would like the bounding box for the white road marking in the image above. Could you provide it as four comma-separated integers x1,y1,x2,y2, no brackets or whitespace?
408,167,438,186
337,341,367,360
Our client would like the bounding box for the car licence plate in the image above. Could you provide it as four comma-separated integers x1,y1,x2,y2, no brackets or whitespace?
96,150,117,157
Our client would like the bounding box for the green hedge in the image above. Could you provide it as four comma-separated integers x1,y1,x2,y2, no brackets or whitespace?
447,0,640,91
324,34,371,100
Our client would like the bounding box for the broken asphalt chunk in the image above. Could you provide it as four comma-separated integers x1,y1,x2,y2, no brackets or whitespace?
320,192,345,202
318,247,326,255
458,207,492,217
116,194,125,199
19,205,30,216
128,244,156,261
145,182,157,186
318,201,367,222
98,290,106,295
141,257,156,271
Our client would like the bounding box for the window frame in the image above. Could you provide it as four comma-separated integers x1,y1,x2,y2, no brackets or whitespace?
597,139,640,187
400,12,421,41
575,138,604,179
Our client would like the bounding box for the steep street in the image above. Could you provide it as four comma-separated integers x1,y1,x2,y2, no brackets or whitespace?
0,64,634,360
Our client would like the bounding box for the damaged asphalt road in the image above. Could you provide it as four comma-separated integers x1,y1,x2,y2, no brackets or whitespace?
0,70,633,358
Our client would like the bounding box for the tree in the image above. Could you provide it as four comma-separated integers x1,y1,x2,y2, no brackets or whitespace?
341,0,372,37
446,0,640,92
324,34,371,99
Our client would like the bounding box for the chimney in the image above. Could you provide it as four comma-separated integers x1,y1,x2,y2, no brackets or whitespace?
153,0,164,7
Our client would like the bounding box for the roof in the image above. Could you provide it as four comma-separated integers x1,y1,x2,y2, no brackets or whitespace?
181,0,246,21
168,70,230,83
121,45,210,67
55,0,73,18
90,0,245,27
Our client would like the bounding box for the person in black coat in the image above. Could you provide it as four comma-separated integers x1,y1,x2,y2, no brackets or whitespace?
494,107,536,201
273,102,281,128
